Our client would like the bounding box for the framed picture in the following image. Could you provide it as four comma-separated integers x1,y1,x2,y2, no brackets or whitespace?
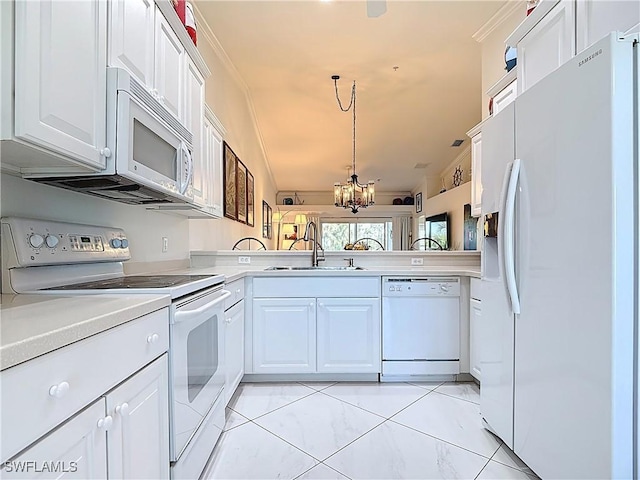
262,201,272,239
463,203,478,250
246,171,255,227
415,192,423,213
223,142,238,220
236,159,248,224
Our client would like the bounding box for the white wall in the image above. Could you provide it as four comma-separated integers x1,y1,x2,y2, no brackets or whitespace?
189,6,278,251
412,181,472,251
0,173,190,263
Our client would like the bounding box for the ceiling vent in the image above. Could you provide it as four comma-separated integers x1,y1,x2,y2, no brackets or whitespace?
451,139,464,147
414,162,429,169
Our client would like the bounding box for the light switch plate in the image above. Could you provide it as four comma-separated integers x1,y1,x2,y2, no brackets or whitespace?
411,257,424,265
238,256,251,264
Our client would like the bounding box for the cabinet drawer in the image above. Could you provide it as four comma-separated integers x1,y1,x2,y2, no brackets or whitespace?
225,278,245,310
470,278,482,301
253,277,380,298
1,307,169,462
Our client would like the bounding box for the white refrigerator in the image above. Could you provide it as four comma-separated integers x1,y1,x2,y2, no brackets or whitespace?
480,32,638,479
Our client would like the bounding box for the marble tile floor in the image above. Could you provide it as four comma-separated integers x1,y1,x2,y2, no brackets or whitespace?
202,381,539,480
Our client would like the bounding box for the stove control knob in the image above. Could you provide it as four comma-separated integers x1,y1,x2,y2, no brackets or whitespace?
45,235,59,248
29,234,45,248
440,284,449,293
110,238,122,249
120,239,129,248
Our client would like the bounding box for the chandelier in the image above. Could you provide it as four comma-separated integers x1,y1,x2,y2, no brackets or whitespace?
332,75,375,214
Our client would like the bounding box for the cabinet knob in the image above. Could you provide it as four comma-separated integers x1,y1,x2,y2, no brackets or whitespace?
100,147,112,158
225,317,232,324
146,333,160,344
115,403,130,416
318,303,324,308
236,289,241,294
97,415,113,430
49,381,70,398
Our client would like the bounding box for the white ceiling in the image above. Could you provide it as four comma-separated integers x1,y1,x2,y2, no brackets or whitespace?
198,0,503,193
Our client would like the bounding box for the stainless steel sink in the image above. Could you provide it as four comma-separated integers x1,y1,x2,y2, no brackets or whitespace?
264,266,365,271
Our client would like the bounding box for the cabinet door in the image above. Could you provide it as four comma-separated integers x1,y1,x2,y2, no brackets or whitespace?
2,400,107,479
517,0,575,94
106,355,169,480
470,133,482,217
469,298,482,381
204,107,225,217
14,0,108,171
492,79,517,116
253,298,316,373
576,1,640,54
186,58,206,207
225,300,245,404
154,8,183,120
317,298,381,374
108,0,155,87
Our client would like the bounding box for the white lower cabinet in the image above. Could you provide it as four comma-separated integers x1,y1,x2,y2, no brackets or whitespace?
252,290,382,376
469,298,482,381
317,298,380,373
106,356,170,480
225,299,245,404
253,298,316,374
5,400,108,479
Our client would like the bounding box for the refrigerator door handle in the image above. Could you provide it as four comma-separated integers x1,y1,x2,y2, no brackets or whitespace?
504,158,521,314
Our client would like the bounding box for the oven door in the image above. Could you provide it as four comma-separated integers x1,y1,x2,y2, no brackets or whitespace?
170,286,230,461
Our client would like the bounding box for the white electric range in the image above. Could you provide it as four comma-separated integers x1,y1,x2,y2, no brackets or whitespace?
1,216,228,480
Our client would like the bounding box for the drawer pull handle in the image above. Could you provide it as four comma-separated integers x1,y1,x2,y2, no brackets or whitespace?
97,415,113,430
115,403,130,416
49,381,70,398
146,333,160,344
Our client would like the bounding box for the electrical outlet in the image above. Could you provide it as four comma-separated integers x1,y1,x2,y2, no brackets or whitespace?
411,257,424,265
162,237,169,253
238,256,251,264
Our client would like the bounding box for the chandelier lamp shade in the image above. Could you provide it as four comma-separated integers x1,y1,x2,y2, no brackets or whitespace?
331,75,375,214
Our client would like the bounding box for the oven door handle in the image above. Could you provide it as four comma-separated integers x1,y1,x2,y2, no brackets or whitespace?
174,290,231,324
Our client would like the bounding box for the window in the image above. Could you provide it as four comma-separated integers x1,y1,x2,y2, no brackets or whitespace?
320,219,392,251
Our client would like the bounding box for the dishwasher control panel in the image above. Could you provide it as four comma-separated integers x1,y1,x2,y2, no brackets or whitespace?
382,277,460,297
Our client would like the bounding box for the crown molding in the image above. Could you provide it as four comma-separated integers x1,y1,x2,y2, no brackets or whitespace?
193,4,279,192
472,0,524,43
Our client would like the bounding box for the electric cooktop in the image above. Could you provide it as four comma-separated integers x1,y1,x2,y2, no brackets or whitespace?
44,275,218,290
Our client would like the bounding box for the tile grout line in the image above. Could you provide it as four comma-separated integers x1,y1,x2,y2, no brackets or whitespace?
320,420,389,465
250,419,326,464
386,416,501,462
431,389,481,406
229,386,319,422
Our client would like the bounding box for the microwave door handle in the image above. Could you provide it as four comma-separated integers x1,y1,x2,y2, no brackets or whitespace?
178,142,192,196
174,290,231,324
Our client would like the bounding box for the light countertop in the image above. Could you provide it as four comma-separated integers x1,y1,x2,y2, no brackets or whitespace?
168,266,481,282
0,294,170,371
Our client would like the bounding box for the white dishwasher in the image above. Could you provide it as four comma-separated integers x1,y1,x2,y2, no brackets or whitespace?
382,277,460,379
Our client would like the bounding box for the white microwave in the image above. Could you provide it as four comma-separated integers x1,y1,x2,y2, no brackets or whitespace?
32,68,194,205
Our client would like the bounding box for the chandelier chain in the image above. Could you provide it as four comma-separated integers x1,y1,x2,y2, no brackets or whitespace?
333,79,357,179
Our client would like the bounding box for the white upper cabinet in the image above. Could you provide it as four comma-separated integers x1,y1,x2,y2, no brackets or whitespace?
154,9,184,121
515,0,575,94
108,0,155,87
12,0,108,171
576,0,640,53
204,106,225,217
492,79,517,116
186,58,206,206
467,120,485,218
